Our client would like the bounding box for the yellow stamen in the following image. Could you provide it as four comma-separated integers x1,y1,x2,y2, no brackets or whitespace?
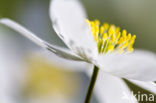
87,19,136,54
100,26,105,34
103,23,109,29
103,33,108,40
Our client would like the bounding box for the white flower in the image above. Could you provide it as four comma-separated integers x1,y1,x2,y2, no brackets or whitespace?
0,0,156,81
1,0,156,102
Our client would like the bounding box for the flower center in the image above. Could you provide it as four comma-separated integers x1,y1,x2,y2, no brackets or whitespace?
86,19,136,54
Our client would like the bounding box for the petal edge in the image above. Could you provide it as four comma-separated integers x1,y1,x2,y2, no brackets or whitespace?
0,18,83,61
96,50,156,81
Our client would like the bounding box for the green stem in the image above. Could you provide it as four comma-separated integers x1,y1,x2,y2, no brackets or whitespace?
84,65,99,103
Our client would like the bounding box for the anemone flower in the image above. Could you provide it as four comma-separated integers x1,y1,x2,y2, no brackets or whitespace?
0,0,156,103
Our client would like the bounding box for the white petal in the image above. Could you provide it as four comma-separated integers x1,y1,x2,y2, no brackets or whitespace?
96,50,156,81
94,70,137,103
50,0,98,61
0,18,83,61
128,79,156,95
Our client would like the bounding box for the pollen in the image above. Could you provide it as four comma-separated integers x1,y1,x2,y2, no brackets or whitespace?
86,19,136,54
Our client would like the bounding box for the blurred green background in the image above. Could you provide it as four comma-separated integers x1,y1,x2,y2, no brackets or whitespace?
0,0,156,103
